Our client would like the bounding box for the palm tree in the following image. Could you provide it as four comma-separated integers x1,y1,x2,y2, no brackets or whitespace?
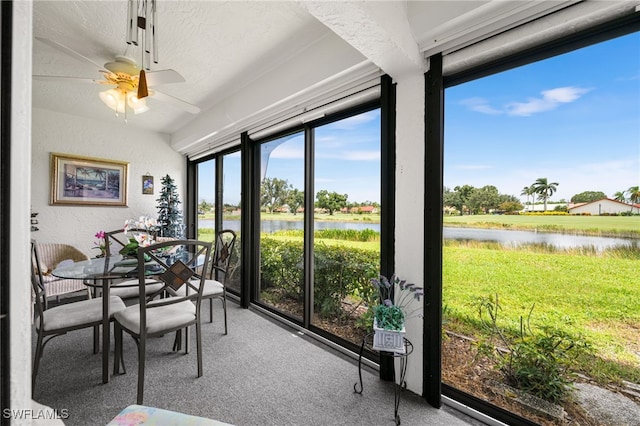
90,168,107,189
532,177,559,212
613,191,626,203
628,185,640,207
520,185,535,211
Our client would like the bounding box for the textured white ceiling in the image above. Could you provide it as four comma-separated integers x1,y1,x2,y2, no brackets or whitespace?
32,1,331,134
32,0,575,139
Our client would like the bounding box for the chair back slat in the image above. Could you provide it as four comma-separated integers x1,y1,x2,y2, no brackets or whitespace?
135,239,212,336
208,230,237,283
30,240,48,321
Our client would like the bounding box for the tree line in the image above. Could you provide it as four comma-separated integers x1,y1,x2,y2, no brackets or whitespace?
260,177,379,215
199,176,639,216
447,177,640,215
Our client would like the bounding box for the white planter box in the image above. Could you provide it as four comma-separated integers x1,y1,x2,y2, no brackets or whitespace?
372,319,406,354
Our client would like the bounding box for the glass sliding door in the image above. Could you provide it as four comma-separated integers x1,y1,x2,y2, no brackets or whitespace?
196,158,215,243
258,132,305,321
311,110,381,346
221,151,242,294
442,32,640,424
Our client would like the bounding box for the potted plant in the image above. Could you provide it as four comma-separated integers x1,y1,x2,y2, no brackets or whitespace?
119,215,158,257
92,230,109,258
371,274,424,353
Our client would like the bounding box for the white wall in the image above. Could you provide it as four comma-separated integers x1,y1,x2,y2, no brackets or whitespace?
570,199,640,215
31,108,186,255
394,72,426,393
10,1,35,420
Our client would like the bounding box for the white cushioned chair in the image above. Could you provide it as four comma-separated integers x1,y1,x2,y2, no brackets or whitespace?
113,239,212,404
31,240,126,395
169,229,236,334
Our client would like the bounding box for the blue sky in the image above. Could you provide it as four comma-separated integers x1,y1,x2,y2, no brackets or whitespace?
445,31,639,202
200,31,639,205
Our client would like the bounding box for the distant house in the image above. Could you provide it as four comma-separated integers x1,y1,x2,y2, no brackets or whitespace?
523,203,567,212
347,205,378,214
568,198,640,215
359,205,378,214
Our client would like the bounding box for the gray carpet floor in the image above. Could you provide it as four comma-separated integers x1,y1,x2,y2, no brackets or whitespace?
32,301,484,426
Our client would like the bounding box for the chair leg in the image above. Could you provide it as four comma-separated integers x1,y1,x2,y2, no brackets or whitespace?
222,295,228,335
172,330,182,352
184,327,190,354
137,336,146,405
196,322,203,377
93,325,100,354
209,298,213,323
113,323,125,375
32,332,44,396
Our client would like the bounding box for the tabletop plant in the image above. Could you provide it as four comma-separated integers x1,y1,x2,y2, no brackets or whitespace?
371,274,424,331
92,230,109,258
119,215,158,257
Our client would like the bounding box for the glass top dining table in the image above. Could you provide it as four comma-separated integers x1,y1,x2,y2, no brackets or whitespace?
52,254,161,384
52,254,164,282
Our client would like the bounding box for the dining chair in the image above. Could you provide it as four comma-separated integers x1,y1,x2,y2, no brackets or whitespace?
112,239,212,404
169,229,236,334
30,240,126,395
103,228,164,300
34,242,91,301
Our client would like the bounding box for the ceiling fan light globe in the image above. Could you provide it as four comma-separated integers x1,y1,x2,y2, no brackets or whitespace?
99,88,126,113
127,92,150,114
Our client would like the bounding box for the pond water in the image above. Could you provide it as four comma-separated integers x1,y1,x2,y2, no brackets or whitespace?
198,219,637,251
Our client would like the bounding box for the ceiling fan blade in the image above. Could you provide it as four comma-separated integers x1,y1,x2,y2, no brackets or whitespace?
138,70,149,99
33,75,101,84
35,37,104,71
151,90,200,114
145,69,186,87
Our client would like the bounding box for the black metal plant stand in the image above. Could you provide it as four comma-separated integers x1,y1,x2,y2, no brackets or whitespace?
354,332,414,425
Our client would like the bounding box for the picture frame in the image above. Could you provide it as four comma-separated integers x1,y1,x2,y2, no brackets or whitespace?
50,152,129,206
142,175,154,195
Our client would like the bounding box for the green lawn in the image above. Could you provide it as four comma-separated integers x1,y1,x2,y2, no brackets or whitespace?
197,218,640,383
442,243,640,383
444,214,640,237
201,212,381,223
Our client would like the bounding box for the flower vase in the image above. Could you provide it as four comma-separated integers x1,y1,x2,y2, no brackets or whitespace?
373,318,406,354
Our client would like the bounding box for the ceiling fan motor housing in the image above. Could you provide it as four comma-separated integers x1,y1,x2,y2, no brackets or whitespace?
104,56,139,75
103,56,140,93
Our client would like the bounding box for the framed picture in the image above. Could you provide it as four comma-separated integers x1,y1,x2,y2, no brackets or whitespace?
50,152,129,206
142,175,154,194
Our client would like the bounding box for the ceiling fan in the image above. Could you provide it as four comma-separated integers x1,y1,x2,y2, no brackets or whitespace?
33,37,201,116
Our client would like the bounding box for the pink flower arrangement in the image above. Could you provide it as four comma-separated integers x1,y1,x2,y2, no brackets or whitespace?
92,230,109,257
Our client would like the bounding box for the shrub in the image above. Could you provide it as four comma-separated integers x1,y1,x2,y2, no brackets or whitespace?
259,236,379,320
260,237,304,300
476,294,591,404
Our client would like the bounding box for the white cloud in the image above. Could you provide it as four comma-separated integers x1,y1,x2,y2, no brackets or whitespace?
270,144,304,159
459,97,502,115
505,86,591,116
461,87,592,117
327,110,379,130
316,150,380,161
